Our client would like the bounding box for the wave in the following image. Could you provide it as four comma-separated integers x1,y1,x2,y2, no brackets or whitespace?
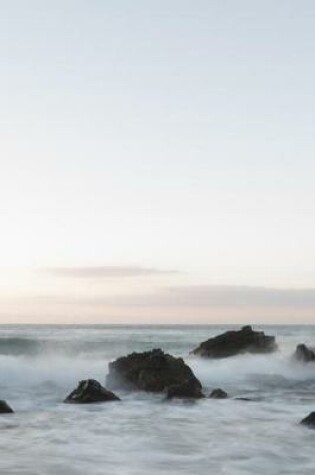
0,328,315,398
0,337,45,356
0,334,197,358
188,352,315,395
0,336,125,358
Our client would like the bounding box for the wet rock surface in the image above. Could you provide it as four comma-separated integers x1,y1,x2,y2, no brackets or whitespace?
107,348,202,393
192,325,277,358
166,378,204,399
300,412,315,428
293,344,315,363
209,388,228,399
0,401,14,414
64,379,120,404
234,397,254,402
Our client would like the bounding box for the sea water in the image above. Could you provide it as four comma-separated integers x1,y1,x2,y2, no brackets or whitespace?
0,324,314,474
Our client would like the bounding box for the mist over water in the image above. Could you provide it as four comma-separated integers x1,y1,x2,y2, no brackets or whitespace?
0,324,315,474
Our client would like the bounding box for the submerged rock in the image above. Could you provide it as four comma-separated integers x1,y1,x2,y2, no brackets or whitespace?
209,388,228,399
106,348,202,394
293,344,315,363
300,412,315,428
64,379,120,404
191,325,277,358
0,401,14,414
166,378,204,399
234,397,254,402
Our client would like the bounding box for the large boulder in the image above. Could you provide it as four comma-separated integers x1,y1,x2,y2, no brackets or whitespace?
166,378,204,400
293,344,315,363
191,325,277,358
300,412,315,428
106,348,202,394
64,379,120,404
0,400,14,414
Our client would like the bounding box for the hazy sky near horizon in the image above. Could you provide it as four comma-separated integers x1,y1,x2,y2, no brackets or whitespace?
1,1,315,323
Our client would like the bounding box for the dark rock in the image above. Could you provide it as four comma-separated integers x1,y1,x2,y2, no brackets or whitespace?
64,379,120,404
0,400,14,414
209,388,228,399
234,397,253,402
300,412,315,428
106,348,202,394
192,325,277,358
166,378,205,399
293,344,315,363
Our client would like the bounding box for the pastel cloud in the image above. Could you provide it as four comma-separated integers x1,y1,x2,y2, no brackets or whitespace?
43,266,178,278
17,284,315,309
2,284,315,324
72,285,315,308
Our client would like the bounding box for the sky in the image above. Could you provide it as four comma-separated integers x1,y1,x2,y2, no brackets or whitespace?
1,0,315,323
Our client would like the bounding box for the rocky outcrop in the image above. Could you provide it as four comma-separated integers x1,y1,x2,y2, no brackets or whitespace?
191,325,277,358
166,378,204,399
64,379,120,404
300,412,315,428
106,348,202,394
209,388,228,399
0,400,14,414
293,344,315,363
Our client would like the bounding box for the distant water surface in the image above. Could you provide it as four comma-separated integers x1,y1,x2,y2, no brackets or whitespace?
0,324,315,475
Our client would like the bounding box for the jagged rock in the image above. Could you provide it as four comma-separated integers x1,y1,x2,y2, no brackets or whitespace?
293,344,315,363
209,388,228,399
106,348,202,394
166,378,204,399
300,412,315,428
192,325,277,358
64,379,120,404
0,400,14,414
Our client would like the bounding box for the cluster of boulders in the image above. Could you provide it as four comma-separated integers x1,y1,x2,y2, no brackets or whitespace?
1,325,315,429
61,325,282,404
65,349,205,402
62,326,315,430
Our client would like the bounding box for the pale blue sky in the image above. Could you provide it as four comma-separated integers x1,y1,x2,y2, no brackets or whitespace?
1,1,315,322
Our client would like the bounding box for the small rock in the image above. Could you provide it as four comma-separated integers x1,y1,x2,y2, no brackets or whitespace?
209,388,228,399
293,344,315,363
300,412,315,428
64,379,120,404
0,401,14,414
234,397,253,402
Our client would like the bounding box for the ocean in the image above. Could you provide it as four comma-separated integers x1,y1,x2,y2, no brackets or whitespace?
0,324,314,474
